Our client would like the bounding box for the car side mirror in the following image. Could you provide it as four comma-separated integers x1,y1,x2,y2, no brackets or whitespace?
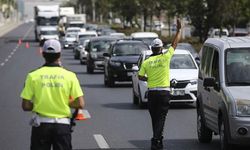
103,53,111,57
132,65,139,72
195,57,200,66
203,77,215,87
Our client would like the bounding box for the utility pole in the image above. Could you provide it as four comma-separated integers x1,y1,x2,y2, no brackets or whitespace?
92,0,96,22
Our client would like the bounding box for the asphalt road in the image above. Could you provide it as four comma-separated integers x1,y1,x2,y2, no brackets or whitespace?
0,23,225,150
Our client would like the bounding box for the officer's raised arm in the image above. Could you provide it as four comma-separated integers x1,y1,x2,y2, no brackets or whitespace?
171,19,182,49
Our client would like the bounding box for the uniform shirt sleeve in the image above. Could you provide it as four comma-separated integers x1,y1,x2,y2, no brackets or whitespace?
20,74,34,100
138,63,146,76
70,74,84,99
164,46,175,58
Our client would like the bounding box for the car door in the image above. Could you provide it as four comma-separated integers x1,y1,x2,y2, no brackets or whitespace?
206,48,220,132
200,46,216,129
132,53,143,96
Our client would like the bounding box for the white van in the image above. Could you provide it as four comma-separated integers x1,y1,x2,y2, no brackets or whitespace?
197,37,250,150
208,28,229,38
130,32,158,46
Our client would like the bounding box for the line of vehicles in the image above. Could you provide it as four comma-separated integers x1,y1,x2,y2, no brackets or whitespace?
32,4,250,149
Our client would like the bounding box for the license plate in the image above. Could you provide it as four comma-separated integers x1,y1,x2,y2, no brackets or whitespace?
95,61,103,65
172,90,185,96
127,72,133,76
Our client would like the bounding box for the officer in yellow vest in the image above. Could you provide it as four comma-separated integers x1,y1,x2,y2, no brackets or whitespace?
138,19,182,150
21,39,85,150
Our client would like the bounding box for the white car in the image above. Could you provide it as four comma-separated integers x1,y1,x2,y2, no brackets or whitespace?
130,32,158,47
66,27,81,34
63,32,77,48
132,49,199,107
79,39,90,64
39,26,59,42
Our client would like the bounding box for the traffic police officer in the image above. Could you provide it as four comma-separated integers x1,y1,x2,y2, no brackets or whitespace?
138,19,182,150
21,39,85,150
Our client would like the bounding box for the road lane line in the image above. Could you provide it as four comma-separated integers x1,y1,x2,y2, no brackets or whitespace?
1,63,4,66
5,58,8,62
22,24,34,40
93,134,110,149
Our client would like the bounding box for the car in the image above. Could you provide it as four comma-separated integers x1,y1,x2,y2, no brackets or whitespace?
197,37,250,149
208,28,229,38
63,32,77,48
232,28,249,36
79,39,90,64
39,26,59,46
132,49,198,107
130,32,158,47
103,40,150,87
73,31,98,59
165,43,200,63
85,36,121,73
110,32,126,38
65,27,81,34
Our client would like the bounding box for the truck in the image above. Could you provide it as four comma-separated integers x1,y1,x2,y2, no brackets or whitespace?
66,14,86,32
58,7,75,36
34,5,60,41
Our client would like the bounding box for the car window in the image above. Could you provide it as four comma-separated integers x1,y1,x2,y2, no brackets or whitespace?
112,43,149,56
91,40,114,52
226,48,250,85
211,50,219,81
40,30,58,35
170,54,197,69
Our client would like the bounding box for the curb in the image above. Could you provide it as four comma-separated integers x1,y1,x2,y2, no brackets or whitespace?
0,21,22,37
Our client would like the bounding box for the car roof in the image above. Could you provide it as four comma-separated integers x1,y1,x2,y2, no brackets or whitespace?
131,32,158,38
205,36,250,51
115,40,147,44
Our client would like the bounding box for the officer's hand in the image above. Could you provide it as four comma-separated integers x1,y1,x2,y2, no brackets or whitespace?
177,19,182,31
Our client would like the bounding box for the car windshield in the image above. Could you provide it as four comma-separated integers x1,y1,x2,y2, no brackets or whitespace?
91,40,115,52
215,31,227,36
79,34,96,39
66,33,76,38
170,54,197,69
37,17,58,26
40,30,58,35
113,43,149,56
226,48,250,86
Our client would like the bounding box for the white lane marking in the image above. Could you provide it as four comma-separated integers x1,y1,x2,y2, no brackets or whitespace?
93,134,110,149
0,24,34,67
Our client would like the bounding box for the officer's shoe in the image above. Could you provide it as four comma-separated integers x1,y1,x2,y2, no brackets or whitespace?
151,137,163,150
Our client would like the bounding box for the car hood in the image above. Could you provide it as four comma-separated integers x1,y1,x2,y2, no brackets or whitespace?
170,69,198,80
227,87,250,100
110,56,140,63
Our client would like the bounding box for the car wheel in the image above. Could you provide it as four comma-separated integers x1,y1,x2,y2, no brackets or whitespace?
107,74,115,87
197,107,212,143
80,59,85,65
87,65,94,74
220,116,232,150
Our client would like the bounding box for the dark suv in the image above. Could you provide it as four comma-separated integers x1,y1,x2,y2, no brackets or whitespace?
103,40,149,87
85,36,121,73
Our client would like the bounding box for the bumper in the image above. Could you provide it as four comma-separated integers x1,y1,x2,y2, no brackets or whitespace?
109,67,133,81
229,116,250,145
169,84,197,103
93,60,104,70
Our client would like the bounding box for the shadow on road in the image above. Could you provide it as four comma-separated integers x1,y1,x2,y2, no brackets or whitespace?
129,139,220,150
81,83,105,88
169,103,196,109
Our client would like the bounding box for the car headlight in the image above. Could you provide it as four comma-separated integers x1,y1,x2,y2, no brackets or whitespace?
109,60,121,67
91,53,98,59
236,99,250,116
190,79,197,85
